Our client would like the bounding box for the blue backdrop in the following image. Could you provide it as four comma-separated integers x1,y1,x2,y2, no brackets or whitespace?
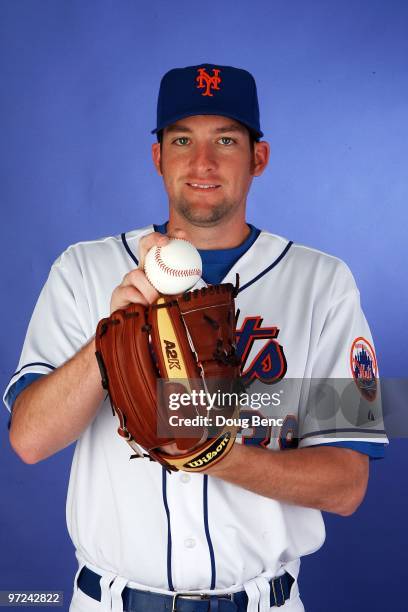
1,1,407,610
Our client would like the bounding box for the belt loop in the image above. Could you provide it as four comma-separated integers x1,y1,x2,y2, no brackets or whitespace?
271,579,278,607
271,576,286,607
73,562,86,594
100,571,117,610
243,580,259,612
209,595,219,612
254,577,270,612
279,577,285,606
111,576,128,612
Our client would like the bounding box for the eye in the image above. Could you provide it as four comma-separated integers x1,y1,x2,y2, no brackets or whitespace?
173,137,190,146
218,137,235,146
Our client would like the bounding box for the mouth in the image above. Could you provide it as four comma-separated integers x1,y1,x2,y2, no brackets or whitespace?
186,182,221,191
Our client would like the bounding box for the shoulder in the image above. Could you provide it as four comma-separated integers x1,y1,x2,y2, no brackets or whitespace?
40,225,155,326
258,229,359,300
52,225,154,272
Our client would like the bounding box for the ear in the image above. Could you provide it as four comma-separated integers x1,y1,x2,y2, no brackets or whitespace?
152,142,163,176
252,141,270,177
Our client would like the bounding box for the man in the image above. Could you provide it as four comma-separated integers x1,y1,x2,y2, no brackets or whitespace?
4,64,387,611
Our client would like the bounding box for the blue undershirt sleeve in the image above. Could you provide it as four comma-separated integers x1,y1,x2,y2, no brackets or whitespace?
6,373,45,411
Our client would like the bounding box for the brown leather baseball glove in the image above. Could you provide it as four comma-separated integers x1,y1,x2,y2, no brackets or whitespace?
95,283,241,472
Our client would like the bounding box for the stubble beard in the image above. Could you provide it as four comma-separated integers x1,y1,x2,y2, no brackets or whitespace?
173,195,241,227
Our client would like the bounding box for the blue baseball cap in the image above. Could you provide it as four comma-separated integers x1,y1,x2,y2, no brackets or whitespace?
151,63,264,139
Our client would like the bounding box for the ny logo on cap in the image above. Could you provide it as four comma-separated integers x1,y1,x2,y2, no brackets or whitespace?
196,67,222,97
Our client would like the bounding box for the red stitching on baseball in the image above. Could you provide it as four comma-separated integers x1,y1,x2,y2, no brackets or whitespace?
155,246,201,277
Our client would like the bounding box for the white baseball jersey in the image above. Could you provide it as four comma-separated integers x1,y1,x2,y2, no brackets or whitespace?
3,225,387,603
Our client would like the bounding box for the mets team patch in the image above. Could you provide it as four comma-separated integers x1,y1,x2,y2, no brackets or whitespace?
350,337,378,402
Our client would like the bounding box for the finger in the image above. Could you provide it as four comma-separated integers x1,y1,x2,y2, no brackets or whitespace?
110,285,149,314
167,227,188,241
158,442,182,457
120,269,159,304
138,232,170,270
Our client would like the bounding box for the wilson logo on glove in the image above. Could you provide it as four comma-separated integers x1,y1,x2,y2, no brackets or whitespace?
183,433,231,470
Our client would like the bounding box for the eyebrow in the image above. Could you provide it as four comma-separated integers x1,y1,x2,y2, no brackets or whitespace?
164,123,247,135
214,124,247,134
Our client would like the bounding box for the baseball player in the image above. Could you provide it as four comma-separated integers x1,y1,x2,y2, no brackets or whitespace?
4,64,388,611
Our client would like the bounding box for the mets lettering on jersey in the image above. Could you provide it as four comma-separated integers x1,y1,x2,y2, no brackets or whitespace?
3,226,387,594
237,317,287,385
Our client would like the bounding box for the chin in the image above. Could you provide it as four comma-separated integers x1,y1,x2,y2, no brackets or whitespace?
176,200,236,227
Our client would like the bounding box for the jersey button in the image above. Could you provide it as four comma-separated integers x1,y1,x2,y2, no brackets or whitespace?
180,473,191,483
184,537,196,549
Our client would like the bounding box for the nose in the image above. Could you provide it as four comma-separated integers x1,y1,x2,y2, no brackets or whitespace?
189,142,218,175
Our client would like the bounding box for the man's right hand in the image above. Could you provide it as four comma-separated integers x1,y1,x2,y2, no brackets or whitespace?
110,232,167,312
110,229,188,313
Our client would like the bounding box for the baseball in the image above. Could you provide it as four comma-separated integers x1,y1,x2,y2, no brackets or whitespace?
144,238,202,295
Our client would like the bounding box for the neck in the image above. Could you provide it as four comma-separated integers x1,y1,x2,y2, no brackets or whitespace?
167,212,251,250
